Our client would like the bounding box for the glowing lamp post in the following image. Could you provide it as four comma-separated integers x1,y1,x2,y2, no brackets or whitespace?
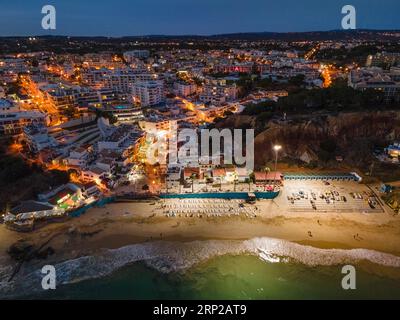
273,145,282,189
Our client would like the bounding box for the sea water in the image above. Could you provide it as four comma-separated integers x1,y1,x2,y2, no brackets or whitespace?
1,237,400,299
32,255,400,299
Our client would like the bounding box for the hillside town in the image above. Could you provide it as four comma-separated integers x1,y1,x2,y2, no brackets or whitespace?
1,36,400,230
2,0,400,303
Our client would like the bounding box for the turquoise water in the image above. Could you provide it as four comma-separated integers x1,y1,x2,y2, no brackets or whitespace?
159,191,278,199
32,255,400,300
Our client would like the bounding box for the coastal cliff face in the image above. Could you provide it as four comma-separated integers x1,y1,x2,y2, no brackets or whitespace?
218,111,400,168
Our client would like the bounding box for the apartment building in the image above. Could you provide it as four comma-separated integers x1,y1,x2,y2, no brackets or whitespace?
213,62,253,74
123,50,150,62
131,80,165,107
0,98,47,135
103,104,144,124
174,82,197,97
22,123,57,153
199,79,237,105
366,52,400,68
39,83,77,110
348,67,400,102
82,68,158,93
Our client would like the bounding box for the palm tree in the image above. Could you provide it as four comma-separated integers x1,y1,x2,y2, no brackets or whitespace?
190,173,197,193
245,177,251,192
217,177,222,192
264,166,271,190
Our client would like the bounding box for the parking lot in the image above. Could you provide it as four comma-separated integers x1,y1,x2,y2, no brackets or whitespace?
279,179,384,214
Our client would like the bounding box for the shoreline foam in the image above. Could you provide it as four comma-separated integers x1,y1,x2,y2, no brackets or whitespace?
1,236,400,298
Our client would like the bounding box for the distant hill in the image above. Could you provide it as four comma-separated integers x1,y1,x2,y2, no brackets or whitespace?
205,29,400,41
1,29,400,41
118,30,400,41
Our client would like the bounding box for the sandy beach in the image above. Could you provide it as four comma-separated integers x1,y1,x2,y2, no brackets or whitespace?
1,193,400,273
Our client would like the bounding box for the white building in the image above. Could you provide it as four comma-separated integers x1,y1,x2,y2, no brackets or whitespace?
22,123,57,153
97,125,141,152
66,146,91,168
39,83,77,110
131,80,164,107
124,50,150,62
174,82,197,97
138,119,176,134
166,166,182,190
5,200,65,224
0,58,27,74
104,104,144,124
81,166,110,184
95,157,116,172
235,167,250,182
103,71,157,93
348,67,400,102
199,80,237,105
0,98,47,135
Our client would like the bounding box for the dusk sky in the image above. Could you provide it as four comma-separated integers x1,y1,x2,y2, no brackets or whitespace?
0,0,399,36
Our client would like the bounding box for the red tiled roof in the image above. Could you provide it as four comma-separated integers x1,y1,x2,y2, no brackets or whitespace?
48,187,76,205
212,168,226,177
254,171,282,181
183,167,200,178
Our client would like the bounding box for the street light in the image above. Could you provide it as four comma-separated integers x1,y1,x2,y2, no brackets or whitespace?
263,166,270,191
273,145,282,190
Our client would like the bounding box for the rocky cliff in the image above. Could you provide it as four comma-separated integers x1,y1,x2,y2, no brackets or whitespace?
218,111,400,168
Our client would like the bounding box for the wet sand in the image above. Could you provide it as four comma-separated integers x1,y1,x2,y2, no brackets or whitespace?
1,199,400,271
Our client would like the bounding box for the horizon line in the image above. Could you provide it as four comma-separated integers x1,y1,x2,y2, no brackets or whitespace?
1,28,400,39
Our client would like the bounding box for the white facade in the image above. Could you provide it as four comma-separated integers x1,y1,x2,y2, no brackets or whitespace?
138,119,176,134
105,105,144,124
174,82,197,97
0,99,47,135
66,147,90,168
131,81,164,107
348,67,400,102
199,81,237,105
81,166,109,184
166,166,182,190
23,124,57,153
124,50,150,62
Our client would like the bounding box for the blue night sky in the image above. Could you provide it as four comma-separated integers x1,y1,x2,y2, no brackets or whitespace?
0,0,399,36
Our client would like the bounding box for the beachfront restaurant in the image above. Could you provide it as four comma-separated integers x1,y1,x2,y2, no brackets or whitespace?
4,200,66,230
254,171,283,186
46,185,83,210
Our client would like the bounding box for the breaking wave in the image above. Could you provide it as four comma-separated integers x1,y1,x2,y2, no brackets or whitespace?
1,237,400,298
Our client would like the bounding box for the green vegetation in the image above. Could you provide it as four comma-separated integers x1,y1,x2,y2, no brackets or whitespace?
241,101,275,125
4,81,20,95
0,140,69,212
382,189,400,214
368,162,400,183
274,79,392,113
238,75,397,116
317,138,338,162
93,109,118,124
242,100,274,116
223,110,234,117
288,74,306,86
316,45,379,65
